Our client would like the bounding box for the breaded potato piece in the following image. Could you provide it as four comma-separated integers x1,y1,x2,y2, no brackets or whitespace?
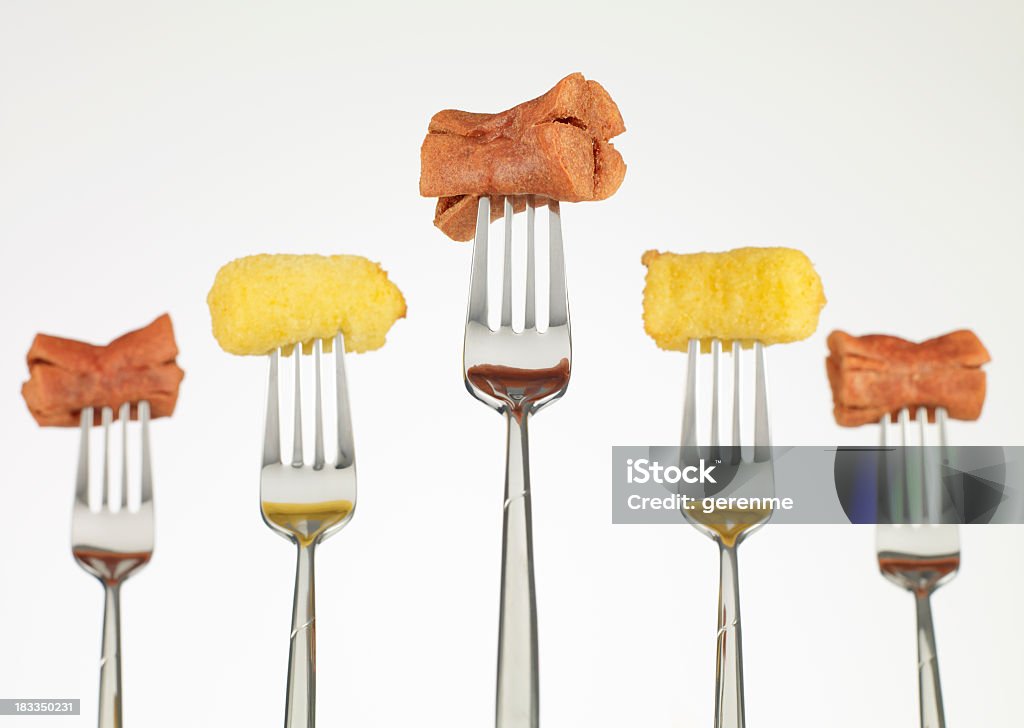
642,247,826,352
207,254,406,355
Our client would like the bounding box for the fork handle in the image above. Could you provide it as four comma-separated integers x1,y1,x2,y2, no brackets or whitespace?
496,411,539,728
715,543,745,728
285,544,316,728
98,584,122,728
914,593,946,728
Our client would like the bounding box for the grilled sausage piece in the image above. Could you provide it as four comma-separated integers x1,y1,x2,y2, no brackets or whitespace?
22,314,184,426
420,72,626,241
826,329,989,427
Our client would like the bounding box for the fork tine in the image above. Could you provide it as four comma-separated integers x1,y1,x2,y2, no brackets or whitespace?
918,405,940,522
467,197,490,326
921,403,950,524
120,402,130,509
936,406,958,521
548,200,568,327
731,341,741,461
139,400,153,505
925,407,946,520
879,411,901,521
901,407,925,520
292,348,304,467
880,413,897,520
314,338,325,470
753,342,771,462
936,406,948,448
263,350,282,467
682,339,699,453
76,407,92,505
710,339,721,461
501,197,514,328
524,197,537,330
100,406,113,507
335,332,355,468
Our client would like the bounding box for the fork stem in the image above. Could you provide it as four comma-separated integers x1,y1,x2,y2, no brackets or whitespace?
98,583,122,728
285,544,317,728
496,411,539,728
914,592,946,728
715,543,745,728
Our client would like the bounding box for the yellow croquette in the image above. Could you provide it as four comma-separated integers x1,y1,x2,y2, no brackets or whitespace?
642,247,826,352
207,254,406,355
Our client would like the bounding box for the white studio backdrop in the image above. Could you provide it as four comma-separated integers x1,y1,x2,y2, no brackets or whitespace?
1,1,1022,726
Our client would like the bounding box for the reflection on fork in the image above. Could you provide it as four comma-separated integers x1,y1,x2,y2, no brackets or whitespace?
678,338,774,728
876,406,959,728
71,401,155,728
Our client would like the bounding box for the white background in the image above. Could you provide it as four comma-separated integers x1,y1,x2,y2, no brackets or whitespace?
1,1,1023,726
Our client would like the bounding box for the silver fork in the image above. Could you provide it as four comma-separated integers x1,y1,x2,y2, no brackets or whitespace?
463,196,571,728
260,334,357,728
72,401,154,728
876,406,959,728
679,339,773,728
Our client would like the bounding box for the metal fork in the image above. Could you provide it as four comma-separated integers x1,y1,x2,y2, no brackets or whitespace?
679,339,773,728
463,196,570,728
876,406,959,728
72,401,154,728
260,334,357,728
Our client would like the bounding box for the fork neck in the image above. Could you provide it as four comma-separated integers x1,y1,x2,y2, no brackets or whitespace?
715,540,746,728
285,541,317,727
98,582,123,728
496,391,539,728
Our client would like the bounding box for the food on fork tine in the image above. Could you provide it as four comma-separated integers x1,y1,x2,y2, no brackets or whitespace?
434,195,550,243
827,329,990,427
21,314,184,427
641,247,826,352
420,72,626,241
207,254,406,356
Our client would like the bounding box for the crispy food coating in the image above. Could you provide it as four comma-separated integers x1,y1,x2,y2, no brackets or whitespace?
207,254,406,356
642,247,826,352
